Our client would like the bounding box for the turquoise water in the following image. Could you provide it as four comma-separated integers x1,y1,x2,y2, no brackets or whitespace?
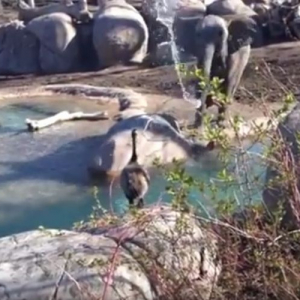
0,101,266,237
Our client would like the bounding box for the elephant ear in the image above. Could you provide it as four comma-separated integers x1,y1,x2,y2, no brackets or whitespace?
225,14,259,54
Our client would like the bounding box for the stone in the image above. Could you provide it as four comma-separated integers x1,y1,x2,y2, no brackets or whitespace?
144,41,195,67
92,0,149,68
0,206,221,300
140,0,205,52
26,12,80,74
0,20,40,75
173,8,205,55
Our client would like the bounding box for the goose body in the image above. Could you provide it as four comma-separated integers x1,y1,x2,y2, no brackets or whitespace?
120,129,150,208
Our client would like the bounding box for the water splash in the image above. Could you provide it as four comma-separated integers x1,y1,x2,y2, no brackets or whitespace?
154,0,201,107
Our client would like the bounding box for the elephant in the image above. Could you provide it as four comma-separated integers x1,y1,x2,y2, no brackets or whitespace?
140,0,206,53
193,14,260,128
89,113,214,177
92,0,149,69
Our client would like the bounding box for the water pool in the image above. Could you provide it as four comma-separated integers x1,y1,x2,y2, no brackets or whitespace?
0,100,266,237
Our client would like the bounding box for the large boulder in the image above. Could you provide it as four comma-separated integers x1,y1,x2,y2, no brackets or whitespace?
141,0,206,53
92,0,149,69
141,0,206,22
0,20,40,75
263,102,300,229
143,41,195,66
207,0,257,16
0,206,221,300
173,9,205,56
26,12,81,74
17,0,92,23
89,113,214,177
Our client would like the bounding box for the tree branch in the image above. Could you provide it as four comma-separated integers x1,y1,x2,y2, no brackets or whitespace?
26,110,109,131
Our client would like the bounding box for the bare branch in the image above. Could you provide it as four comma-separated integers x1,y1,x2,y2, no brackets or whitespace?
26,110,109,131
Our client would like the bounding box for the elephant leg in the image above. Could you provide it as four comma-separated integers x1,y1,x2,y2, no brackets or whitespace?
226,45,250,101
217,45,250,127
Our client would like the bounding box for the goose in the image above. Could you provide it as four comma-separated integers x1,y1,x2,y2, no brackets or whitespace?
120,128,150,208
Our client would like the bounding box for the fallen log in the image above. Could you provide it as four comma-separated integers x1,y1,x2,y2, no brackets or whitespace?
26,110,109,131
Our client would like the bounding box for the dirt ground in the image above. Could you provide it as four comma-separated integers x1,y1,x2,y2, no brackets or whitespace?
1,8,300,122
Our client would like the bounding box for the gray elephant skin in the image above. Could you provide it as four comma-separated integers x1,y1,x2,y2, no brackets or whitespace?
93,0,149,69
193,14,261,127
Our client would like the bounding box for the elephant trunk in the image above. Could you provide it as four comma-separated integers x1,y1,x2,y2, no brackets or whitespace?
220,35,228,69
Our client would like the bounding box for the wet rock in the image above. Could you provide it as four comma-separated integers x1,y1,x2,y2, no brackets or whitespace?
141,0,205,22
0,20,40,75
141,0,205,52
173,8,205,55
0,206,220,300
140,0,169,49
144,41,195,66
